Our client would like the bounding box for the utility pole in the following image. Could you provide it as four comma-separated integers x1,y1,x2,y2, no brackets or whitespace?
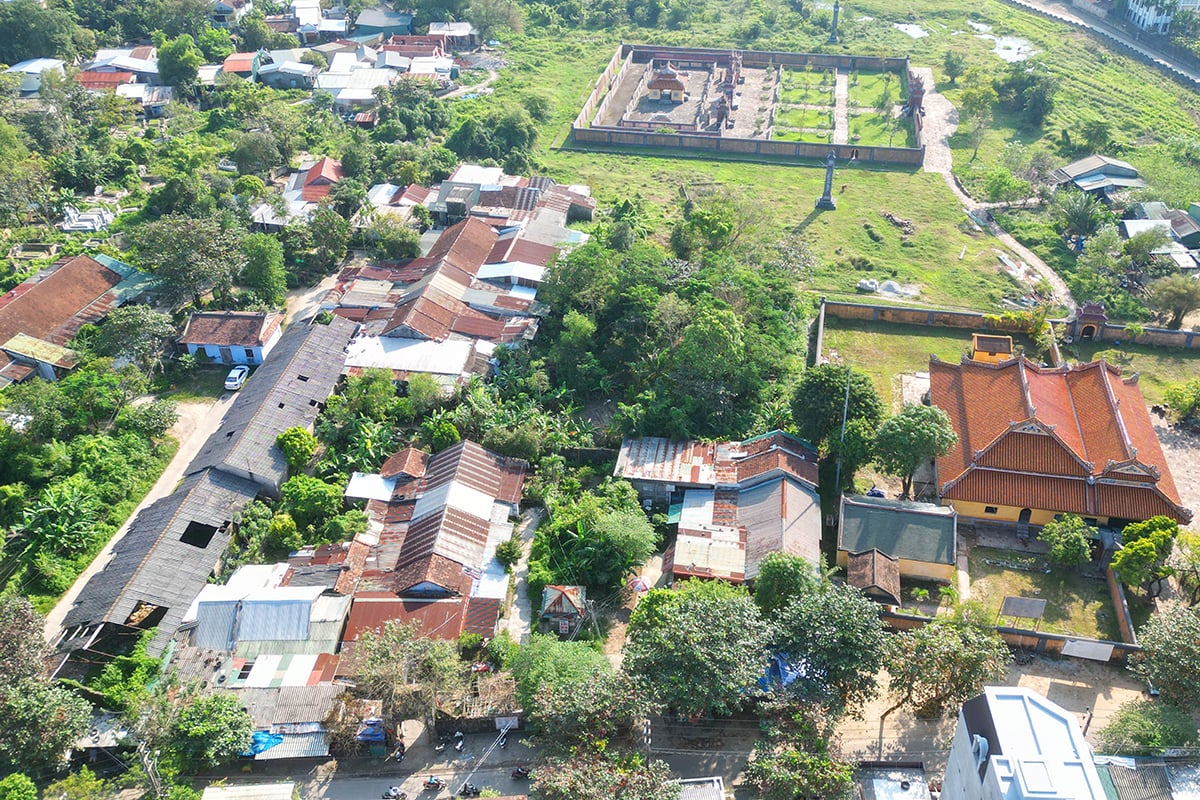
833,361,853,492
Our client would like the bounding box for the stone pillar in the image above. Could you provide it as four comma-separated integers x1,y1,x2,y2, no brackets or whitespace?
829,0,840,42
816,150,837,210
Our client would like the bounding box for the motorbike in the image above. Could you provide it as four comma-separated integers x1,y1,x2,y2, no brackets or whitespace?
453,730,465,752
458,784,481,798
392,742,406,762
511,767,530,780
433,736,449,753
497,731,507,749
382,787,407,800
422,777,445,791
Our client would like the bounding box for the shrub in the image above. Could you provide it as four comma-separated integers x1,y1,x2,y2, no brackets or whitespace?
495,534,524,572
1099,700,1198,755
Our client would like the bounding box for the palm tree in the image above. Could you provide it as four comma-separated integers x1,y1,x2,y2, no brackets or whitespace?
1055,190,1106,238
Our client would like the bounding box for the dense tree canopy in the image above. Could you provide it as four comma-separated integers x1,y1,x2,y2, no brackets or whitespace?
753,552,822,615
624,580,770,718
872,404,957,499
1037,514,1095,567
790,364,884,456
128,215,246,306
772,582,887,716
1131,604,1200,707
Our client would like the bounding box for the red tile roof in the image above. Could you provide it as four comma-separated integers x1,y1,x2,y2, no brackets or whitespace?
75,70,135,89
223,52,258,73
178,310,282,347
300,157,344,202
930,355,1190,522
380,447,429,479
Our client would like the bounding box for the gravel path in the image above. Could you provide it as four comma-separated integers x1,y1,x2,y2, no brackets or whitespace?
914,66,1074,307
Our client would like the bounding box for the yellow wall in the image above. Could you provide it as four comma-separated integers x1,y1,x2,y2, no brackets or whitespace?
836,550,955,584
946,499,1109,527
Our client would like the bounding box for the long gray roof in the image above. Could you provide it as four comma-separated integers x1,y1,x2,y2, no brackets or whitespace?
192,317,355,494
62,468,259,653
739,477,821,579
838,494,957,565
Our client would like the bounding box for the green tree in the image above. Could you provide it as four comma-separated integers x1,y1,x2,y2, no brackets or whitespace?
406,372,442,416
1125,226,1171,271
531,753,680,800
352,619,464,725
1036,514,1095,567
0,596,49,683
1114,516,1179,589
1079,118,1112,153
421,416,461,452
276,426,318,472
529,669,652,746
773,582,887,717
872,404,957,499
280,474,342,533
92,304,176,372
1131,605,1200,707
495,534,523,571
624,580,770,718
197,25,235,60
790,363,884,453
1148,273,1200,329
128,214,246,306
169,693,253,769
11,478,101,557
508,634,612,713
0,774,37,800
117,399,179,439
368,213,422,260
943,50,967,84
746,731,855,800
466,0,524,39
0,679,91,774
241,232,288,305
753,551,821,614
886,607,1011,717
0,0,80,63
309,202,351,272
1055,190,1107,238
41,768,110,800
157,34,204,88
231,131,281,176
1098,699,1198,755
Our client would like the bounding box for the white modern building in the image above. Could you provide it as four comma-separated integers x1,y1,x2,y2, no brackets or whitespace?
1127,0,1200,33
943,687,1105,800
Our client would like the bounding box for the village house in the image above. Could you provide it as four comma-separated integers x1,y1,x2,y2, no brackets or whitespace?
427,21,479,51
837,494,958,589
928,349,1191,531
615,431,821,583
5,58,66,95
0,253,154,386
178,310,284,365
352,5,413,37
252,155,344,230
332,217,549,391
340,439,526,646
1051,154,1147,198
210,0,253,28
223,50,266,80
257,60,322,90
87,47,160,83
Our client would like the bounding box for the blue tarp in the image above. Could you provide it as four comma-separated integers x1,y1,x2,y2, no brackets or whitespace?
757,652,803,692
355,718,388,742
243,731,284,756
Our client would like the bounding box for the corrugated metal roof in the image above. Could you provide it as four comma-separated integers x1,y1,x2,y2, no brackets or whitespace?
255,731,330,759
202,783,295,800
192,317,355,494
739,477,821,579
236,684,344,727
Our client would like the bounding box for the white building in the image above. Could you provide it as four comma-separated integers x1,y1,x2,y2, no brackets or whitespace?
943,687,1105,800
1127,0,1200,32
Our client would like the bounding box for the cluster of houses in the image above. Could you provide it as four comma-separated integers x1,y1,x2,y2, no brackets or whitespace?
1053,154,1200,272
6,5,481,117
615,332,1188,607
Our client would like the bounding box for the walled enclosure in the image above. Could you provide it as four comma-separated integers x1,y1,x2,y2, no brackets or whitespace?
572,44,926,166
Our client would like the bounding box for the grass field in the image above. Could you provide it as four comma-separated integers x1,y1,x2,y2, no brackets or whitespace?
775,106,834,130
779,68,836,105
1063,340,1200,405
968,546,1135,641
849,111,914,147
847,69,905,109
819,316,1019,404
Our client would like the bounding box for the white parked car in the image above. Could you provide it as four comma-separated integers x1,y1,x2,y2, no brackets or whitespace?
224,365,251,391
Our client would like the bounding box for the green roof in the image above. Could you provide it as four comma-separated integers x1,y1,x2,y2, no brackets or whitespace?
838,494,956,565
2,333,77,368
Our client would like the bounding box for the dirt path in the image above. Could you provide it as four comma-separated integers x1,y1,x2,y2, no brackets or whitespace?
42,395,236,641
442,68,499,99
286,274,338,326
914,66,1074,308
503,508,543,644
